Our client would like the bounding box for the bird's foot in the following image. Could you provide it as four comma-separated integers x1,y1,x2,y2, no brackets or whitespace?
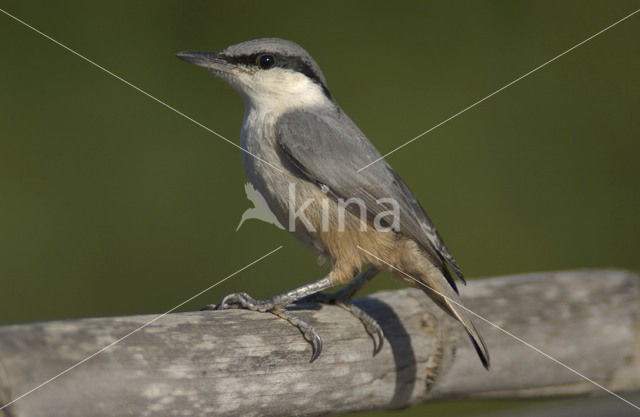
299,290,384,355
202,292,323,362
203,292,274,312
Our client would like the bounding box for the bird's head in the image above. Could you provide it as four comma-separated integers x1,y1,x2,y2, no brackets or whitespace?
177,38,334,114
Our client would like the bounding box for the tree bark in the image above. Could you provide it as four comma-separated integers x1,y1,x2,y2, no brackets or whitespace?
0,269,638,417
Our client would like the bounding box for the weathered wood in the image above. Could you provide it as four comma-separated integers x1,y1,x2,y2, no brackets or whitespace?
0,270,638,417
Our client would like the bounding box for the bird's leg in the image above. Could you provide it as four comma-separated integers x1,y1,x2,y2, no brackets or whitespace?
299,267,384,354
305,267,379,302
202,276,333,362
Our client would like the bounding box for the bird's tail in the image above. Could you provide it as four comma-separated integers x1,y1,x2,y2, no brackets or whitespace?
418,271,490,369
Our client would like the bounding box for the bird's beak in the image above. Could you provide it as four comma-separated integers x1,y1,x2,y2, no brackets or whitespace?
175,51,230,73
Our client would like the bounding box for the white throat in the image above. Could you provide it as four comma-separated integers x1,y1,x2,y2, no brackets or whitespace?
232,68,333,117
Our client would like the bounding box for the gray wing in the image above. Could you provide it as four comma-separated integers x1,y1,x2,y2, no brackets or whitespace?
275,109,465,290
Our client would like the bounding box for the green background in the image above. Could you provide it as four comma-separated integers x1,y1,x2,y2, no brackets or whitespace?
1,1,638,416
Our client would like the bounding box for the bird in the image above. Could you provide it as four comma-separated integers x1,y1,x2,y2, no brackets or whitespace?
176,38,489,368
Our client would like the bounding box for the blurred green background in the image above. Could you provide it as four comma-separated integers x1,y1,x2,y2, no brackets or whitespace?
1,1,638,416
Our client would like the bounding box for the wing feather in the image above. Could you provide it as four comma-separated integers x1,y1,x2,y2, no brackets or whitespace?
275,109,465,290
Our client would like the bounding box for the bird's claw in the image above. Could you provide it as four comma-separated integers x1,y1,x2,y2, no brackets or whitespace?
300,292,384,356
203,292,323,362
309,331,323,362
201,292,273,312
271,307,323,362
337,301,384,355
218,292,255,309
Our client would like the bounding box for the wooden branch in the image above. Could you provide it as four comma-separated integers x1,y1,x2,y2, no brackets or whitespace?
0,270,638,417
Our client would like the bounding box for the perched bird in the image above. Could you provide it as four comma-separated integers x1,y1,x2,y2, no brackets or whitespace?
176,38,489,368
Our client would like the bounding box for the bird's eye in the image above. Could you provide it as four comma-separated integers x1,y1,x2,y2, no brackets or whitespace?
258,54,275,70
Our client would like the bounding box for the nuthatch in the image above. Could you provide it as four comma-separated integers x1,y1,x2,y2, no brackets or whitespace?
177,38,489,368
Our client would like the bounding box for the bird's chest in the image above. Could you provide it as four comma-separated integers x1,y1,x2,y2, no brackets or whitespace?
239,111,291,207
239,111,326,250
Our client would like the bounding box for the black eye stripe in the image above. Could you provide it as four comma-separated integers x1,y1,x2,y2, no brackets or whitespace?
221,52,332,100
